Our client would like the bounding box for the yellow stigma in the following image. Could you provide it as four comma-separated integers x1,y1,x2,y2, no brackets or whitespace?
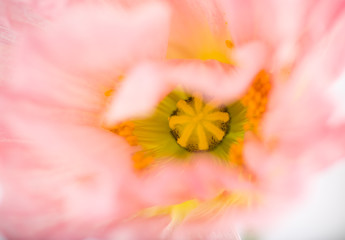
169,96,230,152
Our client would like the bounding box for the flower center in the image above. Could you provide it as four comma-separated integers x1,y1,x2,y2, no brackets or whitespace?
169,96,230,152
111,90,247,163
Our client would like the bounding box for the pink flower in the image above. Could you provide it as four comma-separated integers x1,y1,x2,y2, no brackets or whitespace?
1,0,345,239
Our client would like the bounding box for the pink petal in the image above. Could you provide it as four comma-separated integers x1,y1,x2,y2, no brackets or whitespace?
105,41,267,124
3,2,171,119
165,41,267,102
166,0,228,60
23,2,170,73
0,104,135,239
328,73,345,126
306,0,345,44
103,62,172,125
216,0,255,44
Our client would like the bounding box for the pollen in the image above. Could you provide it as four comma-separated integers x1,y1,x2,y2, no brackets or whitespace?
229,140,245,166
132,151,155,170
104,74,125,97
225,70,272,167
225,39,234,49
241,70,271,134
169,96,230,152
111,121,138,146
112,121,156,170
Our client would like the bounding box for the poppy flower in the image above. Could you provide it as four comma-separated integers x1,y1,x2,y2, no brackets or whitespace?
0,0,344,239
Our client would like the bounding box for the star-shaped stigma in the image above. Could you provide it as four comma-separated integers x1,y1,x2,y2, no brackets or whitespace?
169,96,231,152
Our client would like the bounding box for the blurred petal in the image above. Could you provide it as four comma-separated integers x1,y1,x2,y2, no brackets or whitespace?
0,98,134,239
36,2,170,73
166,0,229,62
103,62,172,125
2,2,171,118
1,0,345,239
165,41,267,101
105,41,267,124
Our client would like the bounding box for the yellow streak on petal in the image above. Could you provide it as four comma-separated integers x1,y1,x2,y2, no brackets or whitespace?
187,191,253,221
205,112,229,122
197,124,209,150
133,191,255,231
203,122,225,140
170,199,200,223
177,123,195,147
176,100,195,116
168,115,192,129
